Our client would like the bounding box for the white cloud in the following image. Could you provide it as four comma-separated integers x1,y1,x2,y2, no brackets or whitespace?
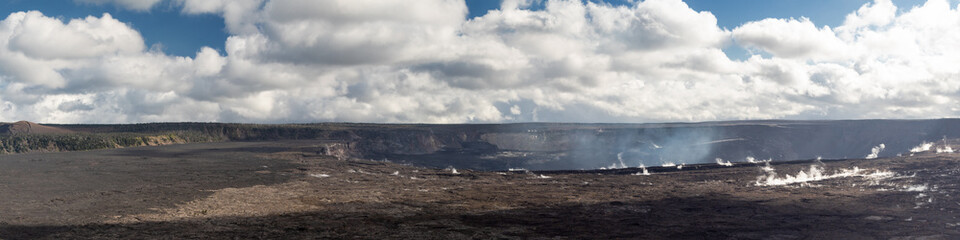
589,0,726,52
733,17,848,60
841,0,897,29
7,12,144,60
2,0,960,124
251,0,467,65
0,11,222,123
176,0,264,34
75,0,165,11
0,11,145,88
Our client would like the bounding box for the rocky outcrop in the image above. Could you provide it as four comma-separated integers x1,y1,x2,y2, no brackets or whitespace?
315,142,358,160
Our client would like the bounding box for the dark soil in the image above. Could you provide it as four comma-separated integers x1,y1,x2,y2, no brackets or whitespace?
1,140,958,239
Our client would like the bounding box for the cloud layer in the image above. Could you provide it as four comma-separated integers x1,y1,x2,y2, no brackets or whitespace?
1,0,960,123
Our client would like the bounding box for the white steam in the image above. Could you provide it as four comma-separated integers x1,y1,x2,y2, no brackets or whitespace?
602,152,633,169
937,146,954,153
715,158,733,167
752,158,775,172
755,164,894,186
606,163,628,169
865,143,885,159
910,139,955,154
613,152,629,169
632,164,651,176
910,142,934,153
937,138,954,153
760,162,775,172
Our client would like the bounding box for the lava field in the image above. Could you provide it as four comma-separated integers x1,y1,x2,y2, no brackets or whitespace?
1,140,959,239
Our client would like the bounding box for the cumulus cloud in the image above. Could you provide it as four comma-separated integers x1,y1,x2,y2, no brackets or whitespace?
7,13,144,60
176,0,263,34
733,18,848,60
841,0,897,29
0,11,219,123
1,0,960,124
0,11,145,88
253,0,467,65
75,0,165,11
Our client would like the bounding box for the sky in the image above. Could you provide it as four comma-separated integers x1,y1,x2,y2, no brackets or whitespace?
0,0,959,123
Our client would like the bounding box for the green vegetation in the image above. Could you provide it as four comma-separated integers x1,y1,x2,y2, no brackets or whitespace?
0,122,478,154
0,131,222,154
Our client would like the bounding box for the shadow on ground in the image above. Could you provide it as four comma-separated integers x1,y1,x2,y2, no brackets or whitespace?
2,194,951,239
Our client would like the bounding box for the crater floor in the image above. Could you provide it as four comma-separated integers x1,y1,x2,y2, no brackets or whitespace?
1,140,958,239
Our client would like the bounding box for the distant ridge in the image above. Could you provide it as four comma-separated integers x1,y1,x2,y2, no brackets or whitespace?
0,121,74,135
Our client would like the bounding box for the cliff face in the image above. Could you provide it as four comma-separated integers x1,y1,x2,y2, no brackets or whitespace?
0,133,205,154
345,120,960,170
4,120,960,171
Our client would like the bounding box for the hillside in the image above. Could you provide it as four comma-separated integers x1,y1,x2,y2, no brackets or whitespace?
0,121,73,135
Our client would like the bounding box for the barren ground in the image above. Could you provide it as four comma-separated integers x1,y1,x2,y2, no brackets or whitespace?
1,140,959,239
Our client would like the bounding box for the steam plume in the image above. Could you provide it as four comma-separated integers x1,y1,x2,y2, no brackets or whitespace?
936,146,954,153
715,158,733,167
937,138,954,153
632,164,651,176
910,142,933,153
865,144,885,159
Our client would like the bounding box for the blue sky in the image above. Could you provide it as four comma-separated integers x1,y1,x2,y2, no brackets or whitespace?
467,0,933,28
0,0,228,56
0,0,937,57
